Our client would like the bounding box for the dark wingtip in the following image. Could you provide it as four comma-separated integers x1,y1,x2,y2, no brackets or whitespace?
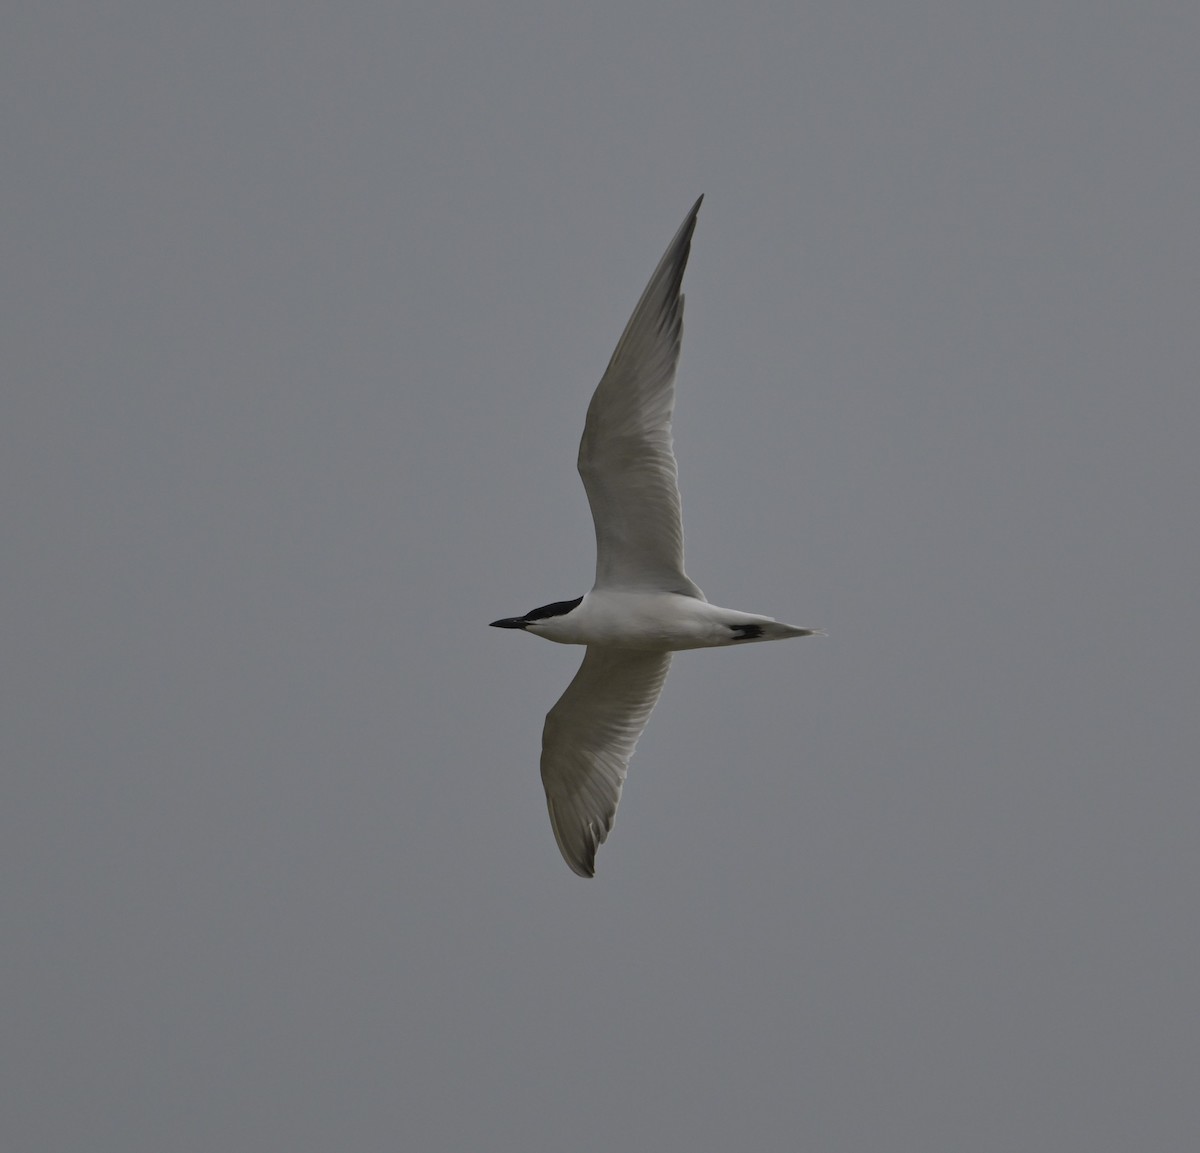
571,851,597,879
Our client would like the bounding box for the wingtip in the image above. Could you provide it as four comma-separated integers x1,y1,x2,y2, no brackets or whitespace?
563,846,597,879
547,797,601,877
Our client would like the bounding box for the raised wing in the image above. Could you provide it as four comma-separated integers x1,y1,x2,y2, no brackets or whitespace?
578,197,706,599
540,647,673,876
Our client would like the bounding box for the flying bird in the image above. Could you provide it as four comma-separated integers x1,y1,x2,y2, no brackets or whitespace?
491,196,817,876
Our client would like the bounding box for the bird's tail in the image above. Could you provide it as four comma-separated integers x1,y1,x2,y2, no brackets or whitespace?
729,619,821,642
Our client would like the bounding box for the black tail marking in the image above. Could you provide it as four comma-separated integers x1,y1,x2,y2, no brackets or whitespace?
730,623,764,640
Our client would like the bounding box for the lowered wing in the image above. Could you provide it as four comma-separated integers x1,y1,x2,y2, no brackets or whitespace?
540,647,673,876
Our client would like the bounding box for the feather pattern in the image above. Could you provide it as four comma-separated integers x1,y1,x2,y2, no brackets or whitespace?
578,195,706,600
541,647,672,877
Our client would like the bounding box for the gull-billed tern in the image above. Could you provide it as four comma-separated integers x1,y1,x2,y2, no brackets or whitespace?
491,196,817,876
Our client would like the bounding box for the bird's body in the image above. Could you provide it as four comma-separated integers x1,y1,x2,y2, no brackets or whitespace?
491,196,817,876
499,590,812,651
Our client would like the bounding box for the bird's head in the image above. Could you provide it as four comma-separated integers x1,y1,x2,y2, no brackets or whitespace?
489,595,584,632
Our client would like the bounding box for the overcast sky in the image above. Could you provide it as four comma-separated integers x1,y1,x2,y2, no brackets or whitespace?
4,3,1198,1150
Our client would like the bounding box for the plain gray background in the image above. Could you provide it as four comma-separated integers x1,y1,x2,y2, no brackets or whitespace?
4,3,1198,1149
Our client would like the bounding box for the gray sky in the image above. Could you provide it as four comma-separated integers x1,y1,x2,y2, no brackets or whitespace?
4,2,1198,1149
